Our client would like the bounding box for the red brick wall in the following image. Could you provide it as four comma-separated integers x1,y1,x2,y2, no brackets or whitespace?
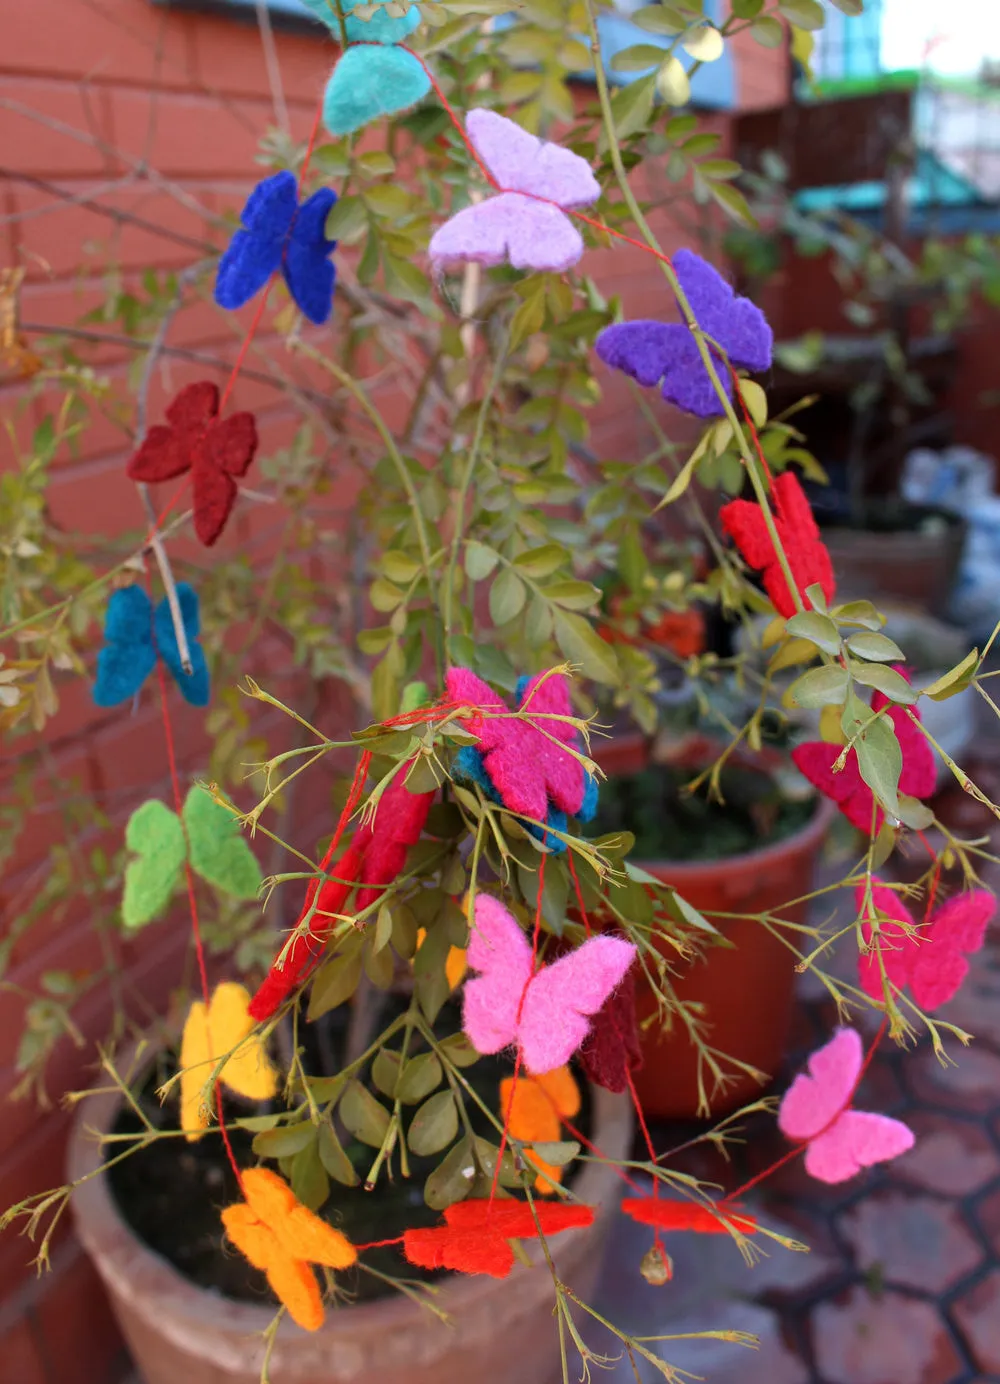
0,4,788,1380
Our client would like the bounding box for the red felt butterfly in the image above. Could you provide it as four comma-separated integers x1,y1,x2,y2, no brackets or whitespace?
621,1199,757,1236
719,470,835,619
126,381,258,547
402,1198,595,1279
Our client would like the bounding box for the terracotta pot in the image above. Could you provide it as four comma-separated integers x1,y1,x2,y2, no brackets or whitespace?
821,510,966,617
68,1051,630,1384
595,735,835,1121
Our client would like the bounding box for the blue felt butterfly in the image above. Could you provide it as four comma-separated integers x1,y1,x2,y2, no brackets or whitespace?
93,583,210,708
215,171,338,327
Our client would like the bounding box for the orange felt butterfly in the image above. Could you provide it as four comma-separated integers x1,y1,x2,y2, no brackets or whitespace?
499,1065,580,1193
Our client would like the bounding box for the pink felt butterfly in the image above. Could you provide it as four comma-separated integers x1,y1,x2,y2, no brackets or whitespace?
462,894,636,1075
428,110,601,275
856,882,995,1011
778,1028,914,1184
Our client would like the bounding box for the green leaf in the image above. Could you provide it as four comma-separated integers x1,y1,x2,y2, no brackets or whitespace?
855,716,902,820
397,1052,444,1105
846,631,905,663
631,5,685,34
465,541,501,581
541,580,601,611
530,1140,580,1166
372,1048,403,1098
682,24,724,62
414,919,454,1024
364,933,396,989
656,55,691,106
832,600,884,631
121,800,186,930
610,42,671,72
423,1135,476,1210
850,663,918,704
437,1033,480,1069
509,282,546,348
370,577,405,612
373,904,393,954
525,596,553,645
785,612,840,655
307,945,364,1021
183,787,262,900
750,15,784,46
922,649,979,701
339,1080,391,1148
731,0,763,15
769,636,820,674
895,794,935,830
785,664,849,709
318,1121,359,1187
609,73,656,140
408,1090,458,1156
290,1140,329,1212
553,610,620,686
708,181,757,228
363,184,411,218
382,549,421,584
383,254,431,305
325,195,368,243
513,544,566,579
252,1121,318,1158
617,523,648,596
778,0,826,29
357,150,395,177
655,445,701,508
829,0,864,12
489,568,527,625
805,583,829,613
738,378,768,427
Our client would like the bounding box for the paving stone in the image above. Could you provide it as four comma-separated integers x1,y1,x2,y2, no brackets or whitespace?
837,1189,983,1293
811,1286,963,1384
973,1185,1000,1255
894,1111,1000,1196
952,1268,1000,1374
906,1043,1000,1116
935,943,1000,1050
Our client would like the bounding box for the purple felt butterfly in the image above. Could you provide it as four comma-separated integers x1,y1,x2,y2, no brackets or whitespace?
428,110,600,275
594,249,773,418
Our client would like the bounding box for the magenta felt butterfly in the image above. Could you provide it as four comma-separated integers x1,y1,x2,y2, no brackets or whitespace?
778,1028,914,1184
462,894,636,1075
856,882,995,1010
792,672,936,834
428,110,600,275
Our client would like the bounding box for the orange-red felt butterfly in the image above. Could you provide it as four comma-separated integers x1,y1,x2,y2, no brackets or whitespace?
402,1198,595,1278
621,1199,757,1235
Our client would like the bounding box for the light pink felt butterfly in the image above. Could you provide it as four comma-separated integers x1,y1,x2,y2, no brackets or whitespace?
462,894,636,1075
856,882,995,1010
428,109,601,275
777,1027,914,1184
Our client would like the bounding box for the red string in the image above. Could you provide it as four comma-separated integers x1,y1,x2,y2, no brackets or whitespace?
566,851,591,937
558,1116,644,1195
731,362,775,487
625,1064,663,1248
354,1234,406,1251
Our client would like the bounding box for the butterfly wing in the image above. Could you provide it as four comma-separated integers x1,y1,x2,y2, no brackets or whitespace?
207,411,258,478
672,248,771,370
883,700,938,801
778,1026,863,1142
465,109,600,208
595,321,685,389
429,194,584,274
804,1109,915,1184
518,935,637,1074
908,886,992,1009
153,582,210,706
856,882,918,1001
791,741,874,833
462,894,533,1056
445,666,507,712
93,586,156,706
658,331,731,418
322,45,430,137
929,890,996,954
284,186,337,326
215,172,297,311
191,459,237,547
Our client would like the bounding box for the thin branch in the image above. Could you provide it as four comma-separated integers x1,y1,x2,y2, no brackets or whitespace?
256,0,291,137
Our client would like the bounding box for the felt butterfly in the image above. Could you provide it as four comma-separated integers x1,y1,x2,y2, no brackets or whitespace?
125,381,258,548
402,1197,594,1279
93,582,209,709
578,959,642,1094
215,171,337,326
499,1064,580,1193
301,0,421,44
323,45,431,138
792,671,937,834
856,882,995,1011
222,1168,356,1330
719,470,835,619
621,1198,757,1237
777,1027,914,1184
594,248,773,418
462,894,636,1075
179,982,279,1141
428,109,601,275
446,667,598,852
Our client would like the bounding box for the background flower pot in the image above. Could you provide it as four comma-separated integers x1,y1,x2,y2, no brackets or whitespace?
68,1051,630,1384
821,508,967,617
596,736,834,1121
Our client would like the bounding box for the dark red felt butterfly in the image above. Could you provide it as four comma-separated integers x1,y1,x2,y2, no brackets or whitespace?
126,381,258,547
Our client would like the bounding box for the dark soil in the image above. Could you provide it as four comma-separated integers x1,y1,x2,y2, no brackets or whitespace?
592,762,816,862
108,998,592,1310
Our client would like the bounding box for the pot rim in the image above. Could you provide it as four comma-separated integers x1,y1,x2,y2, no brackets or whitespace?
67,1038,631,1340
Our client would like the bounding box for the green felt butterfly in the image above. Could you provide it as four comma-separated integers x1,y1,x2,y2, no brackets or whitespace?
121,786,262,930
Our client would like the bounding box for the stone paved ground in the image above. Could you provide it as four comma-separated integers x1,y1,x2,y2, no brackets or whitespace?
586,742,1000,1384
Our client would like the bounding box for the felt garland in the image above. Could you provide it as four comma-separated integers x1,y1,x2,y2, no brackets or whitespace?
324,45,431,137
719,470,835,619
578,960,642,1094
594,249,773,418
126,381,259,548
428,109,601,274
856,882,995,1011
221,1167,357,1330
498,1065,580,1193
401,1197,595,1279
120,786,263,930
462,893,636,1075
620,1199,757,1236
791,669,937,834
446,667,598,852
215,172,338,327
179,982,279,1140
248,761,435,1021
93,581,209,708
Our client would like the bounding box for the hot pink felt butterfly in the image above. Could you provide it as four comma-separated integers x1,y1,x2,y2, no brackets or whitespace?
462,894,636,1075
778,1027,914,1184
428,110,601,275
856,882,995,1011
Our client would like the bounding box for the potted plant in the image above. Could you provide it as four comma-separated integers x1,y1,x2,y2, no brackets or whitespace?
2,4,996,1384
